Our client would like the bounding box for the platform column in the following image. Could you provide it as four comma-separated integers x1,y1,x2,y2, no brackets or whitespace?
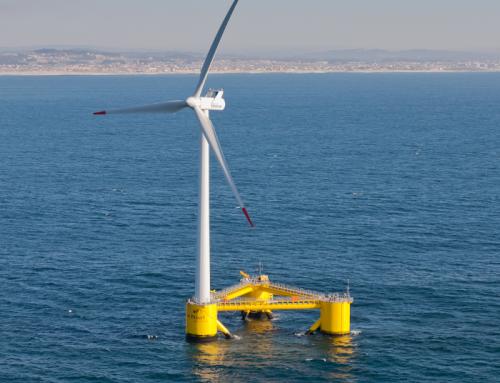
186,301,218,342
320,300,351,335
246,281,273,319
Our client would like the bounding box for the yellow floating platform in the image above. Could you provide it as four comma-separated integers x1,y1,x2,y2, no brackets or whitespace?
186,272,353,341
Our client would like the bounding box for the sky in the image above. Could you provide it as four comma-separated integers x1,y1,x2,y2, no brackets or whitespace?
1,0,499,54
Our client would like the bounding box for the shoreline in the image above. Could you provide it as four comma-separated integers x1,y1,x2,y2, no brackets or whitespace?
2,69,500,76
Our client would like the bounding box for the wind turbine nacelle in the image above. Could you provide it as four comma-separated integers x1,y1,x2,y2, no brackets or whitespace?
200,89,226,111
186,89,226,111
199,97,225,111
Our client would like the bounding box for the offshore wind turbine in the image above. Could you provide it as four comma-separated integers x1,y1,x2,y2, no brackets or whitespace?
93,0,253,307
94,0,353,342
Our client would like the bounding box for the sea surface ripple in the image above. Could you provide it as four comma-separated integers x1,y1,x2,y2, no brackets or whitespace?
1,73,499,382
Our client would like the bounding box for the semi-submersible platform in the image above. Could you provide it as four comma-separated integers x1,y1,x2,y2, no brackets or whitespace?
186,271,352,341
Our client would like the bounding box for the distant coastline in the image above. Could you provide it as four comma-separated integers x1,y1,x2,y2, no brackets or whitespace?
3,69,500,76
2,48,500,75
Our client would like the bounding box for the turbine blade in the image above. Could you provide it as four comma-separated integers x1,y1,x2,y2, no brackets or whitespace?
193,0,239,98
93,100,187,115
193,106,254,227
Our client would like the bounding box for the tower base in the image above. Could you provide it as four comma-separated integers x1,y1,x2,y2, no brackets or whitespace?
186,302,218,342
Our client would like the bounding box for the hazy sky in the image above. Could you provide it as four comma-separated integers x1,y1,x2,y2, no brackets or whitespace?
1,0,499,53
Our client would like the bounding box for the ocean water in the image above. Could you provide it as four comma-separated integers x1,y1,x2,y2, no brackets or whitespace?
0,73,499,382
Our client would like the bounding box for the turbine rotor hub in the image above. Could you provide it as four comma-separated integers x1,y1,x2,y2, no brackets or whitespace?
186,96,199,108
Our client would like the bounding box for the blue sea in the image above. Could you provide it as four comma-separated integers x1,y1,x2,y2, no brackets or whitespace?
1,73,499,382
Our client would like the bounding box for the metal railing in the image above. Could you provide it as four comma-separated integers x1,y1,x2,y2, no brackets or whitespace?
208,277,353,304
210,281,251,300
216,296,321,307
267,281,327,299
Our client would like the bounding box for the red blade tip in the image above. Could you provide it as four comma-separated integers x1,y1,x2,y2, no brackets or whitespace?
93,110,107,115
242,207,255,227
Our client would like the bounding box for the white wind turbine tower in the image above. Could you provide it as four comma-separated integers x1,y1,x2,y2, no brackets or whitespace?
94,0,253,305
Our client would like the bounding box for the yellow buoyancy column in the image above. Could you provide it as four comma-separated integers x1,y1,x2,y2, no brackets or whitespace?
320,300,351,335
247,274,272,300
248,288,273,301
186,301,218,342
245,275,273,319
